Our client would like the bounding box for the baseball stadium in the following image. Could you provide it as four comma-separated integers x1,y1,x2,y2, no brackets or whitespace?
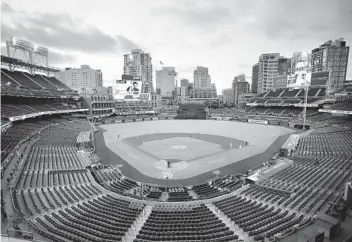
1,37,352,242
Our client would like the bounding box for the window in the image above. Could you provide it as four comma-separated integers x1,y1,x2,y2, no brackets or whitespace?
341,48,348,53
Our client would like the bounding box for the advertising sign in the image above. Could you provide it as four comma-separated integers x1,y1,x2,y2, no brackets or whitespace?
113,80,150,101
287,71,312,88
248,119,269,125
311,72,329,87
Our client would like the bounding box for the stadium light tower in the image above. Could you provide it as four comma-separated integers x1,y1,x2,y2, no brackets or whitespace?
6,37,50,75
33,44,49,66
6,37,34,72
302,74,309,129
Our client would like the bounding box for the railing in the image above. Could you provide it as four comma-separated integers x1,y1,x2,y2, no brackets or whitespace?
2,229,33,241
8,108,89,122
1,230,48,242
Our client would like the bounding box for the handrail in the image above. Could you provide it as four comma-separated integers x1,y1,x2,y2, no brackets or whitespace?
1,233,46,242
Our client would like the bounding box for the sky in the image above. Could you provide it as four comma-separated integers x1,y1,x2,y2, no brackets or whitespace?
1,0,352,94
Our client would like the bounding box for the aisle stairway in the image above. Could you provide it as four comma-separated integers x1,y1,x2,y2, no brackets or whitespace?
206,203,251,241
160,192,169,202
188,190,199,199
122,205,153,242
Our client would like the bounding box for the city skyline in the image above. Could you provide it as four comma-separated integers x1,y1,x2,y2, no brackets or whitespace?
1,0,352,95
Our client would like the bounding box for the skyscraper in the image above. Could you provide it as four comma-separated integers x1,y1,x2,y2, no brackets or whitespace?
180,79,189,87
187,83,193,97
156,67,177,97
252,63,259,93
233,74,250,105
222,88,233,104
257,53,281,93
123,49,153,93
193,66,211,89
311,38,349,90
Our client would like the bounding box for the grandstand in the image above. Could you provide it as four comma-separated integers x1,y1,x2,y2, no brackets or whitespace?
2,90,352,242
2,45,352,242
245,87,326,118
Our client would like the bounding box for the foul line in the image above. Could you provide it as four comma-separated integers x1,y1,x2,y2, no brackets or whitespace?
122,139,161,160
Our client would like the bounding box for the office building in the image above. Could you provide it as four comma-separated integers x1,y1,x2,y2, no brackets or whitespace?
180,78,191,96
278,58,291,75
187,83,193,97
54,65,103,94
194,66,211,89
107,86,113,94
234,74,246,83
191,86,217,99
252,63,259,93
218,95,223,102
123,49,153,93
311,38,349,90
156,67,177,97
180,79,189,87
233,74,250,105
222,88,233,104
176,86,187,97
257,53,281,93
211,83,216,90
237,80,250,94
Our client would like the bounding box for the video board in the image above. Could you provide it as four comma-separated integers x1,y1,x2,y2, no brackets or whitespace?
287,71,312,88
113,80,150,101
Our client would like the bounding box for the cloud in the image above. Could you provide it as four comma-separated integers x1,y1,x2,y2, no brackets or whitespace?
2,0,351,89
178,65,195,74
335,0,352,32
210,34,232,48
237,64,248,69
152,0,233,30
116,35,141,51
1,3,139,54
250,0,352,41
1,2,13,13
49,51,77,65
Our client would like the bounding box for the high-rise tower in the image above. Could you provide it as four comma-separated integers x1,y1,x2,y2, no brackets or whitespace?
123,49,153,93
193,66,211,89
